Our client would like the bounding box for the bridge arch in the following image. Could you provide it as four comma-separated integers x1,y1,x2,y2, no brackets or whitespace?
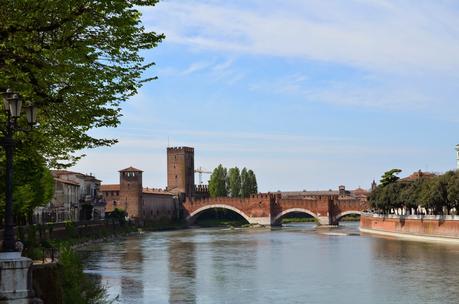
334,211,362,223
186,204,251,224
272,208,319,225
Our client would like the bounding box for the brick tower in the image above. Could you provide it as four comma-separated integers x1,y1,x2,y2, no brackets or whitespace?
167,147,195,198
119,166,143,219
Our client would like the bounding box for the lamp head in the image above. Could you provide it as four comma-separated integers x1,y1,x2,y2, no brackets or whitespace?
24,104,38,125
2,89,22,117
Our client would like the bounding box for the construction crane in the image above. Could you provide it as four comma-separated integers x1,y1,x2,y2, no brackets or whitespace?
195,166,212,185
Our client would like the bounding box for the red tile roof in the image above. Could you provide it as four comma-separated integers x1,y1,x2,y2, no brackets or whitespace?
119,166,143,172
401,171,437,182
54,178,80,186
352,188,369,195
101,184,120,191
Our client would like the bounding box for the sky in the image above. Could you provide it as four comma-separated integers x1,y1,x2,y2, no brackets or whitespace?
71,0,459,192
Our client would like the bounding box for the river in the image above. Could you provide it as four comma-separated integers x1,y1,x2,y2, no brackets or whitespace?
81,222,459,304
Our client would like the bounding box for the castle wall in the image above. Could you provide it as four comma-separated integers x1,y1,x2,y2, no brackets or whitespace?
103,194,121,212
142,193,179,222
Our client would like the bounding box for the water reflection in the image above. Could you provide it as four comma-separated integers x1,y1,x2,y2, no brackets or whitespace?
168,239,196,304
369,237,459,303
121,237,144,301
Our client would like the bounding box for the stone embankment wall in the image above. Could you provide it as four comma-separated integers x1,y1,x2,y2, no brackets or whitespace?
360,213,459,240
32,263,63,304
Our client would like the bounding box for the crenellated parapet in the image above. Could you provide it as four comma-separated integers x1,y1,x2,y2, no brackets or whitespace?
167,146,194,153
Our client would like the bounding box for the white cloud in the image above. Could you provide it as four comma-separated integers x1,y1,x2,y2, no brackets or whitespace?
181,61,213,76
144,0,459,74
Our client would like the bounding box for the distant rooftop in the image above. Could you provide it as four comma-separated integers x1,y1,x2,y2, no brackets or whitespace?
400,170,437,182
142,187,173,196
101,184,120,191
119,166,143,172
52,170,100,181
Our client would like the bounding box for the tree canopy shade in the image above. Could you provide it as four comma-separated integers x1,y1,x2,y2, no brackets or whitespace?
0,0,164,167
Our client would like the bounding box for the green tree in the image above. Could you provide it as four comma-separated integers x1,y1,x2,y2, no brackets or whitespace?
227,167,241,198
399,178,428,213
0,151,53,222
209,165,228,197
447,171,459,212
421,173,452,215
240,167,258,197
369,182,403,214
380,169,402,186
240,167,250,198
247,169,258,195
0,0,164,167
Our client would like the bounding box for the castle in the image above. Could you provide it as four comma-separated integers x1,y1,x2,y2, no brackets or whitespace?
101,147,206,222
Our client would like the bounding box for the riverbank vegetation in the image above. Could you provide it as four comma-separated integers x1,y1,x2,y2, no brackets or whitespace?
370,169,459,215
59,246,111,304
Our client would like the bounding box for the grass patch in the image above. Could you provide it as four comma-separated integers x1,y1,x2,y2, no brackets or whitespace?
282,217,317,223
340,214,361,222
195,218,248,228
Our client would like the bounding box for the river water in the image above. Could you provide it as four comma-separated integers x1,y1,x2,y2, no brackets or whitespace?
81,222,459,304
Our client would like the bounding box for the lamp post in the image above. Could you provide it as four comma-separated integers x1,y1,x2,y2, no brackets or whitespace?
1,89,37,252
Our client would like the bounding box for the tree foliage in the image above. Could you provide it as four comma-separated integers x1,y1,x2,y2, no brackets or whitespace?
209,165,258,198
370,169,459,215
246,169,258,196
60,246,111,304
380,169,402,186
227,167,241,198
0,150,54,220
240,168,258,198
209,165,228,198
0,0,164,167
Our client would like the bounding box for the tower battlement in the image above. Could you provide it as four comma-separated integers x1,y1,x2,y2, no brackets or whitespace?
167,146,194,153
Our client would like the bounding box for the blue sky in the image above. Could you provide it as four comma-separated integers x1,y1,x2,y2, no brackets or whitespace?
71,0,459,191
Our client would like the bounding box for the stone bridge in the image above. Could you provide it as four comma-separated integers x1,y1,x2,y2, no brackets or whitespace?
183,193,369,226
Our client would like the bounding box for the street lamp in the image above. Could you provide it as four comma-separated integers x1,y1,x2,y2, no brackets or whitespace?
1,89,38,252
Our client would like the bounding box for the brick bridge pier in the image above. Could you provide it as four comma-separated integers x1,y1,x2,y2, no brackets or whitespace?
183,193,369,226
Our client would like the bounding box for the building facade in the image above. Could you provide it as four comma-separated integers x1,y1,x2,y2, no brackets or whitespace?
101,166,180,223
34,170,105,223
